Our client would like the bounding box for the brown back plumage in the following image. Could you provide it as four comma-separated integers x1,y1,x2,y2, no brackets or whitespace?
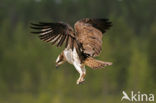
74,18,112,57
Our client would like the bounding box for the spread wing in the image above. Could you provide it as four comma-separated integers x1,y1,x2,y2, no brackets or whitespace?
30,22,75,49
74,18,112,57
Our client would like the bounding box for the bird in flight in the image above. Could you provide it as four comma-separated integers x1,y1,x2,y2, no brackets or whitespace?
31,18,112,84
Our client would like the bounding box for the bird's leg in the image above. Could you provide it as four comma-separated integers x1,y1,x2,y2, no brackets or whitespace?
74,63,86,84
79,65,86,82
77,72,86,84
77,73,83,84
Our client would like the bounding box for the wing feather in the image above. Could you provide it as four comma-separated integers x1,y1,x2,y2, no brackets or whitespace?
74,18,112,57
65,35,69,48
58,34,66,47
52,34,62,46
76,18,112,33
30,22,75,48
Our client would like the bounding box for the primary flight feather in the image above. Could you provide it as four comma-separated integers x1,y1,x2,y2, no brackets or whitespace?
31,18,112,84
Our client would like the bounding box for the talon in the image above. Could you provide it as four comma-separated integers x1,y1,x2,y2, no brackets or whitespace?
76,78,85,85
76,79,80,85
81,78,85,82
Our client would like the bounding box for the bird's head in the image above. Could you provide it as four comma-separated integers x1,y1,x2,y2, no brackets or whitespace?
56,52,65,68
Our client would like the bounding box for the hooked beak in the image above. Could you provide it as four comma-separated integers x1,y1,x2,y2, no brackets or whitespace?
56,63,59,68
55,60,65,69
56,64,58,68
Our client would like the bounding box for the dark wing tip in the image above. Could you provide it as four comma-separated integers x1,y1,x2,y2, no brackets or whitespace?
80,18,112,33
30,22,42,34
30,21,75,49
92,18,112,33
30,22,42,26
30,22,53,34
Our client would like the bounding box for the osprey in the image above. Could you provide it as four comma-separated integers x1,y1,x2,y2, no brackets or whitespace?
31,18,112,84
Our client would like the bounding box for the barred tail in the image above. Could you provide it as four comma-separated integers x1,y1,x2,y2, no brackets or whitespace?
84,57,112,69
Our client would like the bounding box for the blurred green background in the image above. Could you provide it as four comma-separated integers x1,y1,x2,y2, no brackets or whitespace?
0,0,156,103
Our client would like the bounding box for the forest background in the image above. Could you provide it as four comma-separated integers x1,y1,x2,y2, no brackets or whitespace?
0,0,156,103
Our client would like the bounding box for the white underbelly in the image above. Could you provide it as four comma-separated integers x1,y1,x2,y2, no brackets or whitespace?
63,48,80,64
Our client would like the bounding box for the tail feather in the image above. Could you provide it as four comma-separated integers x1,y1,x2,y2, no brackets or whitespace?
84,57,112,69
